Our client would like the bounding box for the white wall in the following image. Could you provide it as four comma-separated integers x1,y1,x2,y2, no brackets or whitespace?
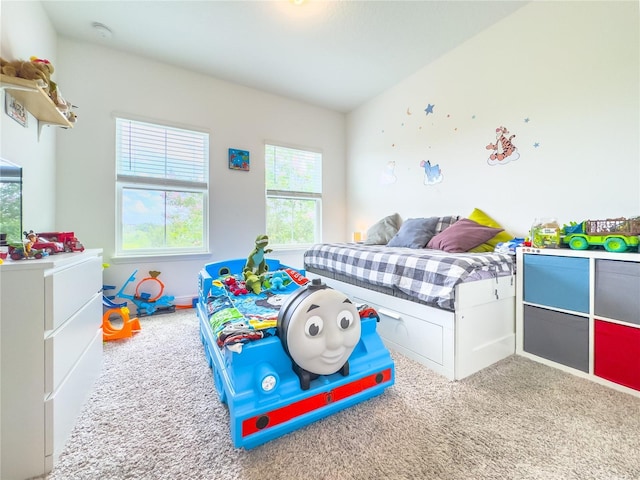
346,1,639,238
53,40,346,302
0,0,59,232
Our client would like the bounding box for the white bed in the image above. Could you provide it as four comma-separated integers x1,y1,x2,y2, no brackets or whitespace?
304,243,516,381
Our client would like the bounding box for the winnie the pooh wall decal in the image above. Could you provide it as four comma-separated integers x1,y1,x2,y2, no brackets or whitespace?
486,126,520,165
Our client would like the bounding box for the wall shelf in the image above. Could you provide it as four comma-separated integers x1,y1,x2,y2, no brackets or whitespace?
0,74,73,137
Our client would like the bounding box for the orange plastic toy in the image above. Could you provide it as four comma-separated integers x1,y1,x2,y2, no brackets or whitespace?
102,306,141,341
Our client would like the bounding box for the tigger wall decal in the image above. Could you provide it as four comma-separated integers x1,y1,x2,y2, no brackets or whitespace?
486,126,520,165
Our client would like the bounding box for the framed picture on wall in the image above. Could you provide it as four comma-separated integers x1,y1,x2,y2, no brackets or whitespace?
229,148,250,171
5,93,28,127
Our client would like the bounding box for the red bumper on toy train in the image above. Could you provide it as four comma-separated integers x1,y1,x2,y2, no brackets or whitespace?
242,368,392,437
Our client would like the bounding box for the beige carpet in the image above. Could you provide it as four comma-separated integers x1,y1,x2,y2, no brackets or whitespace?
40,309,640,480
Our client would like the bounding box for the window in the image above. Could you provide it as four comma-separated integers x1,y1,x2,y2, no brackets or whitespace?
265,143,322,247
115,117,209,256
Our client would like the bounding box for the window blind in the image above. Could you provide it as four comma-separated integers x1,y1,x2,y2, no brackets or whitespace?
265,144,322,194
116,118,208,185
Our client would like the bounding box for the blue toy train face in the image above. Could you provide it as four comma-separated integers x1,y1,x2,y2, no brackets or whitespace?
281,286,361,376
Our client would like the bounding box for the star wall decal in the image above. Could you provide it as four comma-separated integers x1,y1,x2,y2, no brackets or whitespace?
424,104,435,115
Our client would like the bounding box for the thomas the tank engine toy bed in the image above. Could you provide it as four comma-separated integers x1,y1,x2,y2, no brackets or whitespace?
196,258,395,449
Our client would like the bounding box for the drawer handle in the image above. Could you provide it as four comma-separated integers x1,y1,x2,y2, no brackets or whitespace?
378,308,402,321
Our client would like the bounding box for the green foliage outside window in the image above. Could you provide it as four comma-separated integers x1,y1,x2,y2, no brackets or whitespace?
265,144,321,246
266,197,316,245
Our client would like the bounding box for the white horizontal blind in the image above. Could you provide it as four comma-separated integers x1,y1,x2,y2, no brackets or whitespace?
115,117,209,256
265,144,322,196
116,118,207,186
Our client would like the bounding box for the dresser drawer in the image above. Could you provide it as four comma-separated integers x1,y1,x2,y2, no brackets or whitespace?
45,329,102,461
45,256,103,331
45,293,102,395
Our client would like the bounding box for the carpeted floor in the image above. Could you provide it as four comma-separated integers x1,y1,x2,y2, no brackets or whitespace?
39,309,640,480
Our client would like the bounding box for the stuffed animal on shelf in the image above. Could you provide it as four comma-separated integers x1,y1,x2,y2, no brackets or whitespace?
1,56,55,93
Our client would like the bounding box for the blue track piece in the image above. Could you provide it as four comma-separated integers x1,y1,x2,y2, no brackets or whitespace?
102,295,127,308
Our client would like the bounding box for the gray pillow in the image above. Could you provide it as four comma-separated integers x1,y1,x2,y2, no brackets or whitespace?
386,217,439,248
364,213,402,245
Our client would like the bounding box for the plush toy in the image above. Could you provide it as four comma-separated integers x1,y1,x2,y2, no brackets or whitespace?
2,56,76,120
243,234,272,277
242,234,273,295
268,271,287,291
243,272,263,295
1,56,55,93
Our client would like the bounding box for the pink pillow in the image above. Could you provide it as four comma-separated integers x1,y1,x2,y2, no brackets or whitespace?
426,218,504,253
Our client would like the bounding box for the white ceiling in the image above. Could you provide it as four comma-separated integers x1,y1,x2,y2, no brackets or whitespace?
41,0,528,112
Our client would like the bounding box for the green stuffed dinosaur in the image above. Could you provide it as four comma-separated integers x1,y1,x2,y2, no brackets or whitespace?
243,235,273,293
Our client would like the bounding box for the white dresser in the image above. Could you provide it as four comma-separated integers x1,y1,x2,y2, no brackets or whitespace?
0,249,103,480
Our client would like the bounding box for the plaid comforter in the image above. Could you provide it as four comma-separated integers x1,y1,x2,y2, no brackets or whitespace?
303,243,515,311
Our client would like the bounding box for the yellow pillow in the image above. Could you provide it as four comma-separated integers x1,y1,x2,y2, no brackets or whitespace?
467,208,513,252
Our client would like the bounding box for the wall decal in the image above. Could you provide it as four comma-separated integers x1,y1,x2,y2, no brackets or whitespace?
228,148,250,171
406,108,412,115
486,126,520,165
379,161,397,185
420,160,443,185
424,104,435,115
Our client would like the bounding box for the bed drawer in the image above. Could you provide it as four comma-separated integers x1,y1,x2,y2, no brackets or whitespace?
353,296,445,366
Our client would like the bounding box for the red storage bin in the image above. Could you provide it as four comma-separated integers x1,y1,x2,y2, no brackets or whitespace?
594,320,640,391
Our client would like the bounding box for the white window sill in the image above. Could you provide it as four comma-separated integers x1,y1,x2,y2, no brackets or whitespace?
109,252,212,264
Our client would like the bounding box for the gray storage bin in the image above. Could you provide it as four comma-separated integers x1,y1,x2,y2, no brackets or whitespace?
523,305,589,372
595,259,640,325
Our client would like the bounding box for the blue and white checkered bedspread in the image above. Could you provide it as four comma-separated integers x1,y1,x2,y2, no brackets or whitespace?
303,243,515,311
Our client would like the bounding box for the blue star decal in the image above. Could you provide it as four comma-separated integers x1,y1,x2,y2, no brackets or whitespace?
524,117,530,123
425,104,435,115
534,142,540,148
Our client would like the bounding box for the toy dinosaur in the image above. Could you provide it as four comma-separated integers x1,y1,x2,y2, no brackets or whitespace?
244,234,272,276
243,234,273,293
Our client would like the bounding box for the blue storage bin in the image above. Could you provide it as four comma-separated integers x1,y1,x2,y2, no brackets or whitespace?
523,254,589,313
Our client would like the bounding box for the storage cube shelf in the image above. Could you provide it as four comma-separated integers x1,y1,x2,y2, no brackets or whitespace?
516,247,640,397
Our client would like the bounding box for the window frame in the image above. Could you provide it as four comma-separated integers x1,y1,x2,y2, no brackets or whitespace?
265,142,323,249
114,115,210,257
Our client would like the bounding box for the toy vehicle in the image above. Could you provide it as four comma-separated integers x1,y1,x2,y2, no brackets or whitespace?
7,243,46,260
36,231,85,252
562,218,640,253
197,258,394,449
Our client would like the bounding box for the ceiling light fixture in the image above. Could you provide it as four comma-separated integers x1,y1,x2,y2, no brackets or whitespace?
290,0,306,5
92,22,113,39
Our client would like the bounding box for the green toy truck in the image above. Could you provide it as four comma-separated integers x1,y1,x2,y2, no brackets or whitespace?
562,217,640,253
